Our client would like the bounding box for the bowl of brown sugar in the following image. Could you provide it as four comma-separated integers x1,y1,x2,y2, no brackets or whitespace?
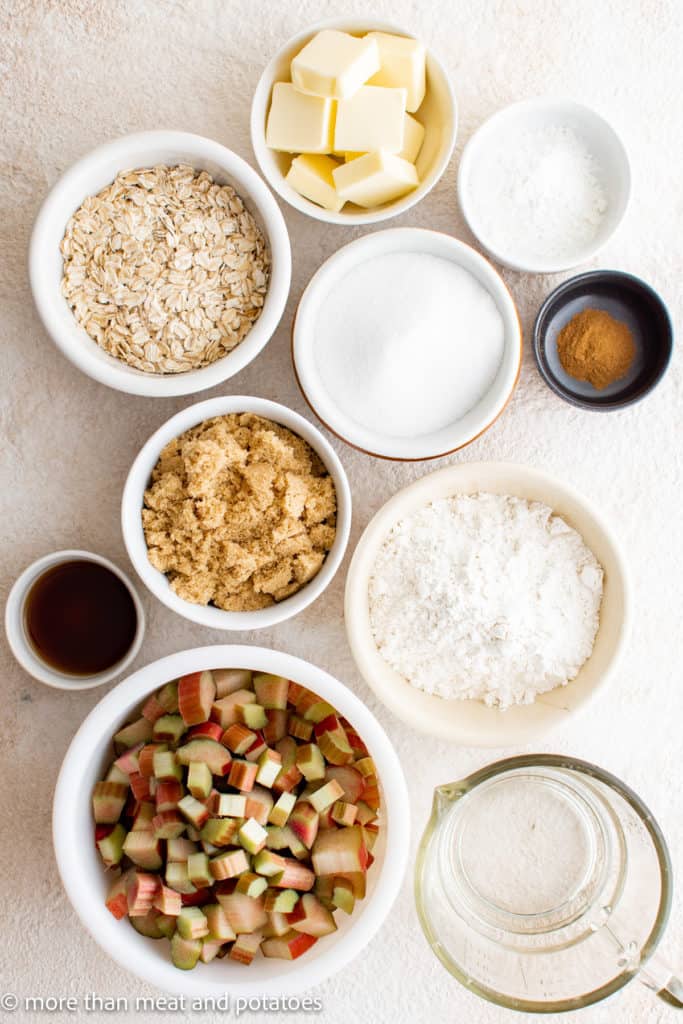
122,396,351,629
533,270,673,410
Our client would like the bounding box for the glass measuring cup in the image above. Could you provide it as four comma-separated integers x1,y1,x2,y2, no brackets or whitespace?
415,754,682,1013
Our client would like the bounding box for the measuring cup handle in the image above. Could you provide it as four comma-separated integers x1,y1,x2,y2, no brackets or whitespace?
640,954,683,1008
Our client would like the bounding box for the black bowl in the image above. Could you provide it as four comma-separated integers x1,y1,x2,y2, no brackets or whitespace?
533,271,673,410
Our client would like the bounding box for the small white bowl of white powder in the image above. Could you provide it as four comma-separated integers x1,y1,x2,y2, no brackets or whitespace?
458,98,630,274
292,228,522,460
345,461,630,746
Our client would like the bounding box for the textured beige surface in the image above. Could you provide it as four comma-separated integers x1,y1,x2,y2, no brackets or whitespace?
1,1,682,1022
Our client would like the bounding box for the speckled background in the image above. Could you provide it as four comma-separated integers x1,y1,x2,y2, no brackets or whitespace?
1,1,681,1022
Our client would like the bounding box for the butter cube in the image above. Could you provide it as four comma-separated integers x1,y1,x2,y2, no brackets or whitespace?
334,85,406,154
398,113,425,163
266,82,334,154
367,31,426,113
333,151,418,208
291,30,379,100
286,154,345,212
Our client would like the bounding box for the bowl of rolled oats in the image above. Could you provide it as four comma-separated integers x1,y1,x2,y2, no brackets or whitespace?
29,131,291,396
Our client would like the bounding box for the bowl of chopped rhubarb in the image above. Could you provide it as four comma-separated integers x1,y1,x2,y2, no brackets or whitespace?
53,646,408,997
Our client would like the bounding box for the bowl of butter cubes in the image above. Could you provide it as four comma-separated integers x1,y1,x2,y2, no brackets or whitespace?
251,19,457,224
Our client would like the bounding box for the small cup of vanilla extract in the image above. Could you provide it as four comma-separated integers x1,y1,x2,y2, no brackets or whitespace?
5,550,145,690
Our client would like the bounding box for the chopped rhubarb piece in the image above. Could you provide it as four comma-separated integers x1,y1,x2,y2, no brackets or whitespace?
324,869,366,899
153,750,182,781
287,680,307,706
354,756,376,777
216,891,268,934
310,778,345,813
114,742,143,775
244,731,268,763
268,791,296,827
95,823,114,843
154,884,182,916
221,723,256,755
200,938,225,963
123,830,163,870
296,743,326,781
167,837,198,862
156,913,177,939
186,721,224,743
253,673,289,710
171,932,202,970
204,903,236,942
211,689,255,729
187,761,212,800
263,910,292,937
178,670,216,726
253,850,287,877
187,852,212,889
152,714,185,744
282,826,308,860
288,714,314,741
153,810,186,840
105,870,134,919
129,909,166,938
92,781,128,824
176,739,231,776
325,765,365,803
114,717,153,752
236,872,268,898
313,874,334,905
155,779,183,812
344,720,368,755
288,801,319,849
230,931,262,965
263,709,288,744
271,858,315,892
287,893,337,937
331,801,358,827
256,748,282,788
361,822,379,850
314,716,353,765
261,930,317,961
131,800,155,831
138,743,167,778
264,888,299,913
186,826,201,842
127,871,160,916
244,787,274,826
209,849,250,881
228,759,258,792
239,817,268,855
156,680,179,713
105,763,130,786
177,795,210,830
97,823,126,868
332,877,355,914
204,789,220,815
141,693,167,724
213,668,253,698
166,862,197,895
217,793,247,818
298,692,335,723
312,825,368,876
200,818,240,847
273,737,303,794
181,887,211,906
129,772,152,803
361,783,381,811
355,800,378,825
238,701,267,731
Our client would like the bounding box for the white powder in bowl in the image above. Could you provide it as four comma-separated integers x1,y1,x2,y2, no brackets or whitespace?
368,493,604,708
313,252,505,439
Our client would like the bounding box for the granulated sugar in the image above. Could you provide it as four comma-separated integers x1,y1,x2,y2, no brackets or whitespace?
368,493,604,708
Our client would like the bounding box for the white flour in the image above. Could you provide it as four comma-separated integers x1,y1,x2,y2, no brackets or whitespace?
368,493,604,708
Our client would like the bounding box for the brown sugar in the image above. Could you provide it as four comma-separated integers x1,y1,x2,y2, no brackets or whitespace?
142,413,336,610
556,308,636,390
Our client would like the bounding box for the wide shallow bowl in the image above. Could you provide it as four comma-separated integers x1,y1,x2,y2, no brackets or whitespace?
458,98,630,274
292,228,522,460
345,462,630,746
122,395,351,630
53,645,410,997
29,130,291,396
5,548,145,690
251,18,457,225
533,270,673,410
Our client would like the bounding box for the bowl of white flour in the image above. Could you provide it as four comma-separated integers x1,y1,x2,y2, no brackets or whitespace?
344,462,630,746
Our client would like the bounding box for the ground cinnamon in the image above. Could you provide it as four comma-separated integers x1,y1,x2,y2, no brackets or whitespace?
556,308,636,390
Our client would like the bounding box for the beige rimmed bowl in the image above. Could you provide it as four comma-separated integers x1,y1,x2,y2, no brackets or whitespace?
250,18,457,225
345,462,630,746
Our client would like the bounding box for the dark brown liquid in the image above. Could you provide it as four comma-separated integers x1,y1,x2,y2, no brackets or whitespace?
25,560,137,676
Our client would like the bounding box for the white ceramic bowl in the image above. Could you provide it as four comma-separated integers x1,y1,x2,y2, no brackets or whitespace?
53,644,409,997
122,396,351,629
29,131,291,396
458,98,631,274
292,228,522,460
345,462,630,746
5,549,145,690
251,18,457,225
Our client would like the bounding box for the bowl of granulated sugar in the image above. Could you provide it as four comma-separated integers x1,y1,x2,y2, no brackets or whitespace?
292,228,522,460
458,98,631,274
